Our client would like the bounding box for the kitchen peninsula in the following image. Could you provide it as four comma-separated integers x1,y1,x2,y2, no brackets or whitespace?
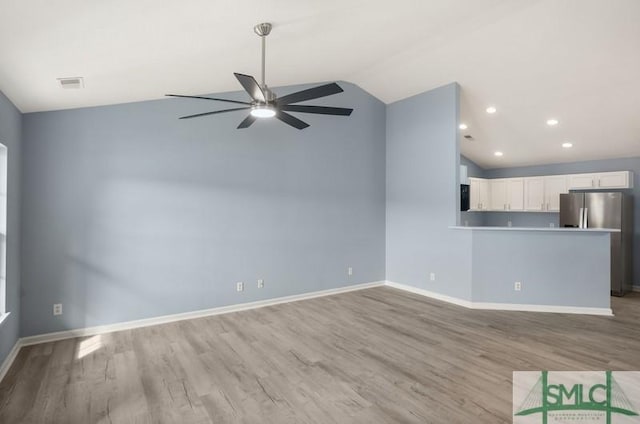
444,226,618,315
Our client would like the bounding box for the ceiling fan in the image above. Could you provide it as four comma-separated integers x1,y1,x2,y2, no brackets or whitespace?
166,23,353,130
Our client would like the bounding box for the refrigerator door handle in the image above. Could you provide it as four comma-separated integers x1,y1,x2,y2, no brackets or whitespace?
579,207,584,228
583,208,588,228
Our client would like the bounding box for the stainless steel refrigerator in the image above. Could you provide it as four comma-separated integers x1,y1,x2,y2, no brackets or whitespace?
560,192,633,296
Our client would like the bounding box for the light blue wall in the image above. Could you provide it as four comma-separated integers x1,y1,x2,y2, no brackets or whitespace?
483,157,640,285
0,91,22,365
471,230,610,308
461,155,484,178
386,83,473,300
20,82,387,336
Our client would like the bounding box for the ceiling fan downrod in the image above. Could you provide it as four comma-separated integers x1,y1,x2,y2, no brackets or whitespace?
254,23,272,93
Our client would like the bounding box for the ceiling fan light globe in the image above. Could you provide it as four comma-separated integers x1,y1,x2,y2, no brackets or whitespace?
250,106,276,118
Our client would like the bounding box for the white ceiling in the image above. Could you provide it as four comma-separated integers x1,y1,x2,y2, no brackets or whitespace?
1,0,639,168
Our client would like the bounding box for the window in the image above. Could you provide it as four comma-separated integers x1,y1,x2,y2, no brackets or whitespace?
0,144,6,318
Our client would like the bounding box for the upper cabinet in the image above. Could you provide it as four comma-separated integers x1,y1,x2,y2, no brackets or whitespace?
567,171,633,190
524,176,568,212
507,178,524,211
544,175,568,211
489,179,507,210
468,171,632,213
489,178,524,211
469,177,490,210
524,177,545,211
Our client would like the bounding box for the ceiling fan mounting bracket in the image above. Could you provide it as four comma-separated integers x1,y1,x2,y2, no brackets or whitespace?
254,23,272,37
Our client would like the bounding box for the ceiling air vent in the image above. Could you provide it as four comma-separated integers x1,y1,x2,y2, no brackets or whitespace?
464,134,474,141
57,77,84,89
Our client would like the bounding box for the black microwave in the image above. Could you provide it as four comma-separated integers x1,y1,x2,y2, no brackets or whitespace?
460,184,470,211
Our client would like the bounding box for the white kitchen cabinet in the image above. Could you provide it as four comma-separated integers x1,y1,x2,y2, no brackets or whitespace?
489,178,523,211
506,178,524,211
490,179,507,210
596,171,632,189
544,175,568,211
469,178,490,210
568,174,596,189
524,177,545,211
468,170,631,213
568,171,633,190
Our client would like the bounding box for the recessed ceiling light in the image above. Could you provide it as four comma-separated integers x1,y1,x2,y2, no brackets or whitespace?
494,151,503,157
486,106,497,114
459,123,468,130
547,119,559,126
562,142,573,148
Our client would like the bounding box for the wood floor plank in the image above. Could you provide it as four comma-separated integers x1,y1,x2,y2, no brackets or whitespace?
2,287,640,423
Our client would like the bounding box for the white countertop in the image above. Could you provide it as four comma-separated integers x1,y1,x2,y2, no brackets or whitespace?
449,226,620,232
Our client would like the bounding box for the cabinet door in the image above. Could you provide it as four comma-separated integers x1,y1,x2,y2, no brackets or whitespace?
544,175,568,211
490,179,508,211
469,178,480,210
479,179,490,210
524,177,545,211
568,173,596,189
507,178,524,210
597,171,629,189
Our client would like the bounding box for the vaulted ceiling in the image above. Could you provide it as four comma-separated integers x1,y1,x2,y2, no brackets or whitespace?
1,0,638,168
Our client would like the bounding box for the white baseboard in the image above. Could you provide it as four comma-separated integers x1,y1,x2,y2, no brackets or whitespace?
385,281,613,316
19,281,385,347
0,339,22,384
385,281,473,308
470,302,613,316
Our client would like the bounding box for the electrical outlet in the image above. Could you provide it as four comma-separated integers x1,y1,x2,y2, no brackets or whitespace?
236,282,244,292
430,272,436,282
257,279,264,288
464,220,469,227
507,221,512,227
53,303,62,316
549,222,555,228
514,281,522,291
348,267,353,276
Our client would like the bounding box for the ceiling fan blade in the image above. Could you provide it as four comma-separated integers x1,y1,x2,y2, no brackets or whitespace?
276,110,310,130
277,83,344,106
179,107,250,120
234,73,266,103
166,94,251,106
280,105,353,116
237,114,257,129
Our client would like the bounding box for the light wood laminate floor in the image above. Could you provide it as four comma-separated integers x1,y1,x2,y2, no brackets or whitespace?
1,287,640,423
